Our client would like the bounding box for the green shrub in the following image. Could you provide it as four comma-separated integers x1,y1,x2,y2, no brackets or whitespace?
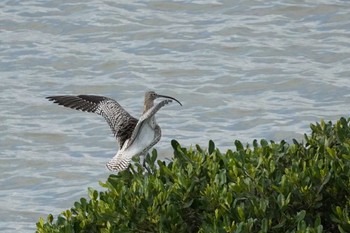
36,118,350,233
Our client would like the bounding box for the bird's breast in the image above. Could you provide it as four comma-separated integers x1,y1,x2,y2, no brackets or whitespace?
148,116,156,129
123,120,156,156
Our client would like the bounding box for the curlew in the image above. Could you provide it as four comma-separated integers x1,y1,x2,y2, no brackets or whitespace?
46,91,182,172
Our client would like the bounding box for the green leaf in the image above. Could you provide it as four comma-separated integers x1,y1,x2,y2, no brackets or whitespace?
260,139,268,147
292,138,299,145
208,140,215,154
237,206,245,221
171,139,180,150
326,147,336,158
342,154,350,160
88,187,98,200
151,149,158,163
182,199,193,209
261,218,268,233
235,140,243,151
253,139,258,148
295,210,306,222
47,214,53,223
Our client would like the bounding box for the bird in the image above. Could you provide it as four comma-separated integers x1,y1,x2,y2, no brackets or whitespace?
46,91,182,172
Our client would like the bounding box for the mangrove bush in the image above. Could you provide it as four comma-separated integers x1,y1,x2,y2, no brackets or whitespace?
36,117,350,233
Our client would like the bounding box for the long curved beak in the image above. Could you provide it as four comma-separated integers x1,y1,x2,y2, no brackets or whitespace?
156,94,182,106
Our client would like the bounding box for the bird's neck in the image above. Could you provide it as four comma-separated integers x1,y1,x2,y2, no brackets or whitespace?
143,100,154,114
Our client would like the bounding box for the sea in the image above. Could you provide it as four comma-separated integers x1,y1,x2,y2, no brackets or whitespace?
1,0,350,232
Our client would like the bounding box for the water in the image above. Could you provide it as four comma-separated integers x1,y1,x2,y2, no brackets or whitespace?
1,0,350,232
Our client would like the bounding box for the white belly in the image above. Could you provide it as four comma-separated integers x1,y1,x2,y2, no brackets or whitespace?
125,121,155,156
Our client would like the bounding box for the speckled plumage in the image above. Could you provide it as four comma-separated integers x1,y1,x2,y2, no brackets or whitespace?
46,92,182,172
46,95,138,149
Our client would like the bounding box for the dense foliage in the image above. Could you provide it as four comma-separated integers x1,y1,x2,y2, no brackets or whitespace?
36,118,350,233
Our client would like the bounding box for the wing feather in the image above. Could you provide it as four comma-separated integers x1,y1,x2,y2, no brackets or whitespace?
46,95,138,148
126,99,172,149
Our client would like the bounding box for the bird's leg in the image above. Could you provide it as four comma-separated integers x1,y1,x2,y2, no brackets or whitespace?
142,153,152,174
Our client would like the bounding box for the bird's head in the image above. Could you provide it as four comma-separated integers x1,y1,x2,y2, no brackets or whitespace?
144,91,182,112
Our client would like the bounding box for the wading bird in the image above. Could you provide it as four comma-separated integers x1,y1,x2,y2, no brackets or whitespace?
46,91,182,172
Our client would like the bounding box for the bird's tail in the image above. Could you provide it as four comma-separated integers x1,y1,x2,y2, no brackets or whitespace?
106,150,132,172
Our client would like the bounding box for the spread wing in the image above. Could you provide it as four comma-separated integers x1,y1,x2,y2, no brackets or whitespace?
46,95,138,148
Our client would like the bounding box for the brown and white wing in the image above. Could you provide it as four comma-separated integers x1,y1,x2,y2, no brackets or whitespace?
46,95,138,148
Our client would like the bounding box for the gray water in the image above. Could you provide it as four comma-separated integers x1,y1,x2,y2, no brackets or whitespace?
1,0,350,232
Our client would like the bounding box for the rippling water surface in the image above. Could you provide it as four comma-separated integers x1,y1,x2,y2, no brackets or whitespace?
1,0,350,232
